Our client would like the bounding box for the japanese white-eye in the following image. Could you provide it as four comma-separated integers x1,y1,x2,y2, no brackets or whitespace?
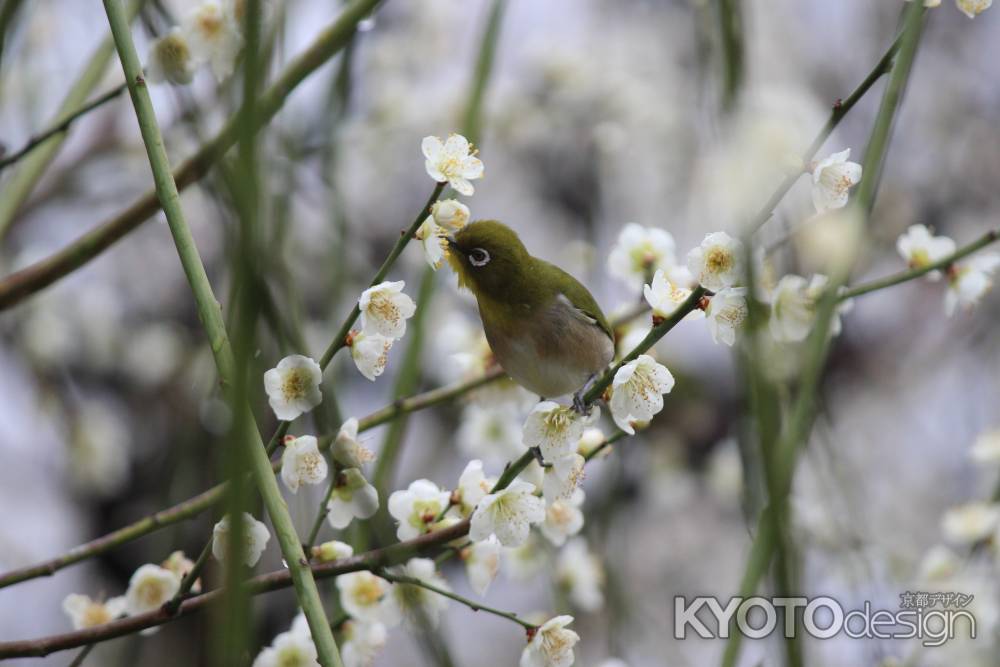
447,220,614,403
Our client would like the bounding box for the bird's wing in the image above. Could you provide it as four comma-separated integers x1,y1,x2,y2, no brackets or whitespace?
538,261,614,341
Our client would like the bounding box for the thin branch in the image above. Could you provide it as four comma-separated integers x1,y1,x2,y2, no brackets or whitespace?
0,0,144,240
377,571,536,630
305,465,342,552
318,181,445,369
163,540,212,616
0,82,127,173
840,228,1000,301
0,0,385,311
747,29,904,233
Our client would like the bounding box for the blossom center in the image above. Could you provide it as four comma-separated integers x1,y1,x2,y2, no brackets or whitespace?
705,247,733,274
281,369,309,400
81,603,112,627
135,579,167,607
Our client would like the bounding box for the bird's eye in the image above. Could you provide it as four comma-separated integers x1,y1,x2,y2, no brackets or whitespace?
469,247,491,267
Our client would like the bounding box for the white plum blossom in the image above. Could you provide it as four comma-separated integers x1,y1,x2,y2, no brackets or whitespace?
252,630,319,667
643,269,702,319
422,134,484,196
454,459,496,517
768,274,851,343
327,468,380,529
464,535,502,596
431,199,471,233
313,539,354,563
332,418,375,469
609,354,675,435
970,429,1000,465
457,404,527,463
62,594,126,630
263,355,323,421
944,253,1000,316
359,281,416,339
146,28,197,85
414,216,449,269
556,538,605,612
349,330,394,381
470,480,546,547
124,564,180,615
956,0,992,18
705,287,748,346
181,1,242,81
810,149,862,214
523,402,597,462
896,224,956,280
336,572,399,625
388,479,451,540
341,620,388,667
211,512,271,566
280,435,328,493
941,502,1000,544
520,615,580,667
540,489,585,546
390,558,451,627
687,232,745,291
607,223,678,289
542,453,585,506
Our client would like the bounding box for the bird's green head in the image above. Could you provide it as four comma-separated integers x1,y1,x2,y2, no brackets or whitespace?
447,220,531,299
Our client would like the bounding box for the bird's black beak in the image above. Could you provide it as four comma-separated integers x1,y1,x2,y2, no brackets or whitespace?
446,238,460,251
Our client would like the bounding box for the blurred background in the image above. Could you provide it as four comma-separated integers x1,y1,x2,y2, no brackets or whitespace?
1,0,999,665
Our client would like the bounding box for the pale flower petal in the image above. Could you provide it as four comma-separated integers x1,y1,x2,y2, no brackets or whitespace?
470,480,545,547
810,148,862,214
349,330,394,381
687,232,745,291
520,615,579,667
358,280,416,339
280,435,328,493
609,355,674,435
263,355,323,421
211,512,271,566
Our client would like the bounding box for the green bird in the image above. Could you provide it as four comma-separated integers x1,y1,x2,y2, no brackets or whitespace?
447,220,614,409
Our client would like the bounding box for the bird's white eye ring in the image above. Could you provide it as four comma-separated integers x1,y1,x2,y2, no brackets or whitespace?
469,247,490,267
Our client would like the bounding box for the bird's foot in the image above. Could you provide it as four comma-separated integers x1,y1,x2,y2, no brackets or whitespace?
572,392,588,416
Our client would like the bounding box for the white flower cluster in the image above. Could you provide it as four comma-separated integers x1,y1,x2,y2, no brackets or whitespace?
896,224,999,316
349,280,417,381
62,549,209,631
145,0,245,85
416,133,483,269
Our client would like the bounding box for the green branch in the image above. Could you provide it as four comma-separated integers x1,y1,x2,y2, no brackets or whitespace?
748,30,904,233
721,6,927,667
101,1,342,664
583,287,707,404
840,228,999,301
